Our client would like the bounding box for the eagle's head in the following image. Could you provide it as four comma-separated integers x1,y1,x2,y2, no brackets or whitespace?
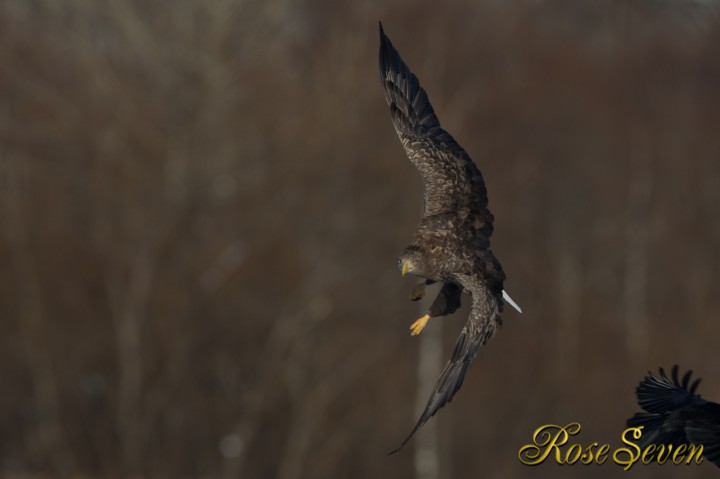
398,247,428,277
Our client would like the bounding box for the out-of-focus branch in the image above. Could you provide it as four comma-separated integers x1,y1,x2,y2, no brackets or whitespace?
413,283,442,479
103,239,157,474
0,153,75,476
624,155,652,364
553,222,582,389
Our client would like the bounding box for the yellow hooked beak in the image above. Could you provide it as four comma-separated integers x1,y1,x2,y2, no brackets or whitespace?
401,260,409,276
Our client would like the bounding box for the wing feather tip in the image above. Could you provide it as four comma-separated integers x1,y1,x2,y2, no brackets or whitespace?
387,446,401,456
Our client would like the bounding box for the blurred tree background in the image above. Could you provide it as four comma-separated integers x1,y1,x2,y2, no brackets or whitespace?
1,0,720,477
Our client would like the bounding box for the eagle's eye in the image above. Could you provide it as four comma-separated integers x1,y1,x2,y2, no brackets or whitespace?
399,257,415,276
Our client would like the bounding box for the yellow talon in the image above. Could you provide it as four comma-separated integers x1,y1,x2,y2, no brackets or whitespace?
409,314,431,336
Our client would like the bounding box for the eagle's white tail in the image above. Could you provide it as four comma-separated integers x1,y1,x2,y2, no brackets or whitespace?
502,290,522,314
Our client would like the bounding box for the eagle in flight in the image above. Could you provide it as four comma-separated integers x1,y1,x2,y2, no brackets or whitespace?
627,365,720,467
378,23,521,454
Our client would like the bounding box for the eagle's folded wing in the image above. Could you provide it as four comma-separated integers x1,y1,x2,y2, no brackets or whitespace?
390,274,501,454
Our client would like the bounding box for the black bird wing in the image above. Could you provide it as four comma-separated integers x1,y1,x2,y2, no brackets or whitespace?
390,274,502,454
378,22,492,225
686,425,720,467
627,366,714,450
635,365,702,414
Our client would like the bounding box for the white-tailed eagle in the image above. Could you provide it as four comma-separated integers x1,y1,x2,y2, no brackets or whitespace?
378,22,521,453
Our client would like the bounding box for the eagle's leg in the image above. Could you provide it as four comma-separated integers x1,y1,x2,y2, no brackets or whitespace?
409,283,462,336
409,279,436,301
410,314,431,336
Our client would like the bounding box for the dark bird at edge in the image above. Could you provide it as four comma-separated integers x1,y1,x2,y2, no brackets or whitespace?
627,365,720,467
378,22,521,454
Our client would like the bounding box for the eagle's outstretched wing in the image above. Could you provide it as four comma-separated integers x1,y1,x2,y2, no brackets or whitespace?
390,274,502,454
378,22,491,221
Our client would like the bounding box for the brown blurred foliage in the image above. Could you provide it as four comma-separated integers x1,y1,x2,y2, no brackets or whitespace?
1,0,720,478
